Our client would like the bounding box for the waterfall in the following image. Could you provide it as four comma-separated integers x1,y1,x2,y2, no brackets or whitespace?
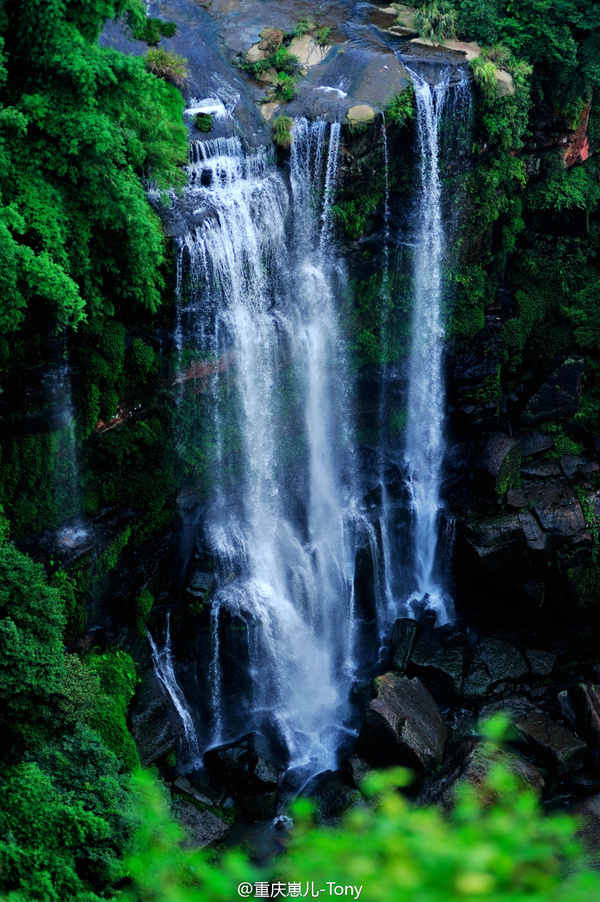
148,615,201,766
44,348,88,547
402,67,468,626
175,122,360,775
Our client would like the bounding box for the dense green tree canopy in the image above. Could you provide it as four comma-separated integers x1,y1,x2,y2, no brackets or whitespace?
0,0,186,333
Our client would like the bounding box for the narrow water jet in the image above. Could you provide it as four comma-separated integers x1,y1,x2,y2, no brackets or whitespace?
148,615,201,767
402,67,469,626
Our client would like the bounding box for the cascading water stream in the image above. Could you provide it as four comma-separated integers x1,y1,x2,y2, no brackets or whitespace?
148,615,201,766
43,346,88,547
402,66,470,626
175,122,361,775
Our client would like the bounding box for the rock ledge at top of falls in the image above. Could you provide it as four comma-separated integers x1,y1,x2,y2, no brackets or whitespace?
356,672,447,772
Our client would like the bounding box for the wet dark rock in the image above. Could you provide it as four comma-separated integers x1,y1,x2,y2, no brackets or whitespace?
186,568,216,597
574,684,600,757
519,432,553,458
356,672,447,772
524,649,556,676
238,792,279,821
527,483,586,537
478,638,529,684
418,737,544,809
350,680,376,717
176,798,230,849
466,513,522,557
463,662,494,700
576,794,600,854
409,631,464,697
520,459,562,479
512,709,586,774
521,357,584,423
172,775,220,808
390,618,421,671
506,488,527,508
463,640,528,700
306,770,364,825
456,744,545,802
476,432,521,495
557,688,579,732
560,455,588,480
204,733,279,794
130,670,185,766
204,734,281,822
343,754,372,789
517,511,548,552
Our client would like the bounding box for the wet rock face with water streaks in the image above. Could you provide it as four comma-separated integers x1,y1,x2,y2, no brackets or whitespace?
130,670,185,766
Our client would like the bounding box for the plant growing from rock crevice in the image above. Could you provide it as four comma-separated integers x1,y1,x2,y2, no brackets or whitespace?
145,48,188,86
272,116,293,150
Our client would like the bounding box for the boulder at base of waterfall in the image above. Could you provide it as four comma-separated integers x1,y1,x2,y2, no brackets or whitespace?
130,670,185,766
306,771,365,825
176,798,230,849
342,754,373,790
204,733,279,794
463,639,528,699
447,744,545,806
356,672,447,772
408,630,464,698
204,733,280,820
512,709,587,775
390,617,421,671
576,794,600,854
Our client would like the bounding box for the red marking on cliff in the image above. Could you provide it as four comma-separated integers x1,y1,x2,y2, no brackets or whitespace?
172,353,235,385
95,402,140,434
564,102,591,168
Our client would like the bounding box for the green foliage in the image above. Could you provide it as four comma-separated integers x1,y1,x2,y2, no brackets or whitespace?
274,72,297,103
0,538,65,749
414,0,458,43
541,422,584,457
121,748,600,902
315,26,332,46
81,649,140,771
145,48,188,86
0,726,134,901
455,0,600,104
0,3,187,335
343,272,412,369
450,263,488,339
51,570,85,643
333,195,380,240
470,51,532,152
135,588,154,634
131,336,157,379
195,112,213,132
85,412,177,541
136,18,178,44
244,46,298,79
384,87,414,128
272,115,293,149
294,18,315,37
530,160,600,225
